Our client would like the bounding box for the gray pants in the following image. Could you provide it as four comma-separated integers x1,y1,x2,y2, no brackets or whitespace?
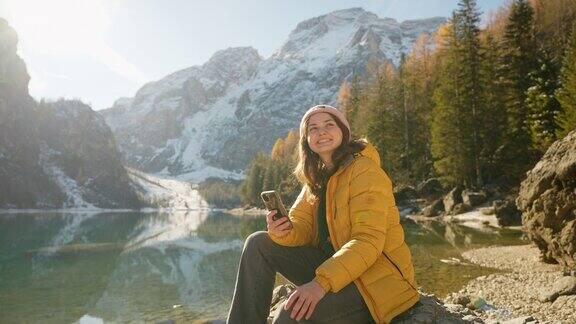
226,231,374,324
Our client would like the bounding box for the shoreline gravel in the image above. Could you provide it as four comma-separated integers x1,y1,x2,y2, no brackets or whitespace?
445,244,576,323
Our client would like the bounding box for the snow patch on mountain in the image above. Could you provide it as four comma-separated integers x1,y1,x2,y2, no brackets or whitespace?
128,168,210,209
38,143,97,209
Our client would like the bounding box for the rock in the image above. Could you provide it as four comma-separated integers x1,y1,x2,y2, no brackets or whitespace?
399,205,420,217
538,276,576,302
563,268,576,277
267,284,295,323
444,186,464,214
551,294,576,309
444,303,466,313
390,292,475,323
517,130,576,268
452,203,472,215
270,283,294,308
440,257,468,265
268,287,476,323
494,199,522,226
469,297,490,311
479,207,495,215
462,190,487,207
538,288,556,303
416,178,444,199
501,315,536,324
394,185,418,204
453,295,472,307
461,314,483,323
421,198,444,217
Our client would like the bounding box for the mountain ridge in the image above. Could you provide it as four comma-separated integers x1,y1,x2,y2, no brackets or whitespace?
102,8,447,182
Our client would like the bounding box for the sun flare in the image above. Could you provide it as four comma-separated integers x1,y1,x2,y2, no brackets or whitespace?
5,0,111,54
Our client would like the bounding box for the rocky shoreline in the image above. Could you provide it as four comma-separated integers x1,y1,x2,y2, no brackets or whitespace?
444,244,576,323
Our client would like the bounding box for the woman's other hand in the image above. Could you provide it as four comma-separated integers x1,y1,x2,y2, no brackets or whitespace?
284,280,326,321
266,210,292,238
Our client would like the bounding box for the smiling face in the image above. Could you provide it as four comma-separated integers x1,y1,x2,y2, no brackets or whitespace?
306,112,343,166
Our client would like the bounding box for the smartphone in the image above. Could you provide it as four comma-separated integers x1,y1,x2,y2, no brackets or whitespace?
260,190,289,221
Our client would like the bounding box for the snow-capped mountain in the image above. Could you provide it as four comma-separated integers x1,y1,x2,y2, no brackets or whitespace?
102,8,446,182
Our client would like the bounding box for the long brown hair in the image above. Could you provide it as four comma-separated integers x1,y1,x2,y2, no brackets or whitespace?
294,114,367,197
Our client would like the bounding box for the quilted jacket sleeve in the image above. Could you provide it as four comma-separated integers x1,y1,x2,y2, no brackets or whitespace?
314,158,392,292
268,186,315,247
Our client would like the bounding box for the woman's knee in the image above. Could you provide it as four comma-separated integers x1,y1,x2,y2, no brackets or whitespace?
244,230,272,252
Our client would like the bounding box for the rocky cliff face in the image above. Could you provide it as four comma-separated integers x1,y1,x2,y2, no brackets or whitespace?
517,130,576,268
0,19,141,209
102,8,446,182
0,18,63,207
36,99,142,208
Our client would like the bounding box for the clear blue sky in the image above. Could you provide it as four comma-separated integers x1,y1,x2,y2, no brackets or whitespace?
0,0,507,110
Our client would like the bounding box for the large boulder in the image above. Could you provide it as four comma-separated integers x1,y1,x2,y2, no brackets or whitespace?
394,185,418,205
391,293,478,323
494,199,522,226
416,178,444,200
538,276,576,303
452,203,472,215
443,186,464,215
267,285,476,323
421,198,444,217
517,130,576,267
461,190,487,207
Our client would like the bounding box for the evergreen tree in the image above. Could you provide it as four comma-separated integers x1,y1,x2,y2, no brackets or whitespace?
526,52,562,150
431,22,470,187
344,75,363,135
431,0,485,188
479,32,508,184
365,63,406,182
240,153,268,205
402,34,437,183
262,160,275,192
531,0,576,66
398,55,411,180
499,0,539,181
241,131,302,207
556,22,576,138
455,0,484,187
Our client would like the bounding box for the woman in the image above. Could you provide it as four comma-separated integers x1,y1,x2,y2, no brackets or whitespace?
227,105,419,323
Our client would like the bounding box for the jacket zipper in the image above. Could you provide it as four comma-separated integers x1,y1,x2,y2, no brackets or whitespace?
382,252,417,291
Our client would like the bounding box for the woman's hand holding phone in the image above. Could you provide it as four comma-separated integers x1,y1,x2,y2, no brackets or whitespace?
266,210,292,238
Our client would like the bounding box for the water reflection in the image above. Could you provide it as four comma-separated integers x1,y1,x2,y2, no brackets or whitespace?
0,212,523,323
0,211,244,323
405,217,525,296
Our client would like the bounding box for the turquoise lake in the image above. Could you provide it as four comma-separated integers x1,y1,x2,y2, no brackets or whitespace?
0,210,525,323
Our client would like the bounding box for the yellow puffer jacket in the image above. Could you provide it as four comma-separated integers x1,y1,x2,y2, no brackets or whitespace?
270,142,419,323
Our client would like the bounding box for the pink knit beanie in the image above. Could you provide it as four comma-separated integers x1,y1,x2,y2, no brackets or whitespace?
299,105,352,141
